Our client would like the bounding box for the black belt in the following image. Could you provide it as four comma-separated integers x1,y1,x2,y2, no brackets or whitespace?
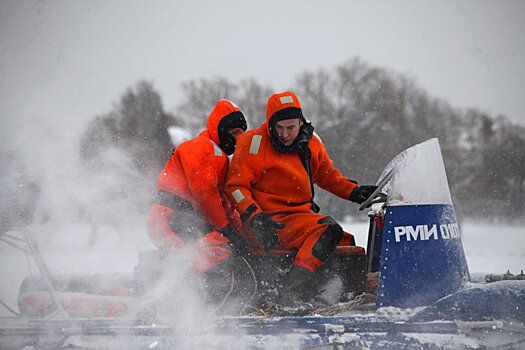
157,190,214,241
156,190,194,211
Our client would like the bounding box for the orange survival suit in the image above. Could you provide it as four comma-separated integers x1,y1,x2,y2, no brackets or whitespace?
225,92,359,273
147,99,247,274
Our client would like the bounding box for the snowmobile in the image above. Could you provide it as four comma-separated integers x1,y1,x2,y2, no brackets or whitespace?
1,138,524,349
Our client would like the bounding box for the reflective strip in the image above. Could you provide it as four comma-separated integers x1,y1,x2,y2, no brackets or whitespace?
211,140,223,156
313,131,323,144
232,189,245,203
249,135,262,155
280,95,294,104
219,99,238,109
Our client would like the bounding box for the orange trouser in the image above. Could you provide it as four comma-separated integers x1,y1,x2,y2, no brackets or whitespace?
147,204,232,274
270,212,349,272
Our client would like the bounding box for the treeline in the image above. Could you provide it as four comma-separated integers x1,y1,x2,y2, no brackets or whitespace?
4,58,521,230
165,58,525,222
79,58,524,223
293,58,525,222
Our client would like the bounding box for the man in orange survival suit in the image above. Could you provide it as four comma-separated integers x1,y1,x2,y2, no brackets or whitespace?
147,99,249,278
225,91,377,308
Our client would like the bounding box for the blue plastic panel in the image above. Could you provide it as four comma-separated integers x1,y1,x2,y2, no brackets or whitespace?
376,204,469,308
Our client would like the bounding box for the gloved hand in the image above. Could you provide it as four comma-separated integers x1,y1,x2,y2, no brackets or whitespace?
349,185,378,204
192,245,232,274
219,224,250,257
249,213,284,251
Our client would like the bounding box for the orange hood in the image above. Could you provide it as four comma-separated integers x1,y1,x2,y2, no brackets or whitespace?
265,91,304,130
206,99,243,145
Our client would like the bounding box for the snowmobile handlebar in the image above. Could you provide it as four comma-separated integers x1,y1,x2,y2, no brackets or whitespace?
358,168,394,211
358,192,388,211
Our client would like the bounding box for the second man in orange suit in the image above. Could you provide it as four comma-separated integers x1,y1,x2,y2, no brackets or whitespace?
147,99,249,276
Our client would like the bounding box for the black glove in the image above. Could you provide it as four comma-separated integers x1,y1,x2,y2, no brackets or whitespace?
249,213,284,251
349,185,378,204
219,225,250,257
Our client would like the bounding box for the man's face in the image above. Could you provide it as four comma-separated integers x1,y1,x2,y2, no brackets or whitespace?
229,127,244,140
274,119,303,146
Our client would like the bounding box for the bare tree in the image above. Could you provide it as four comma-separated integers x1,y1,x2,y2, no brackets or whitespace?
171,60,525,223
177,77,238,135
176,77,272,132
78,80,174,244
294,58,525,222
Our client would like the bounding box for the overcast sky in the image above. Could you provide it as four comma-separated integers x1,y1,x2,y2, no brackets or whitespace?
1,0,524,147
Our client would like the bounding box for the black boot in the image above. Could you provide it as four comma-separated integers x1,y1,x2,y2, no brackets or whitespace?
276,265,319,314
320,252,367,302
